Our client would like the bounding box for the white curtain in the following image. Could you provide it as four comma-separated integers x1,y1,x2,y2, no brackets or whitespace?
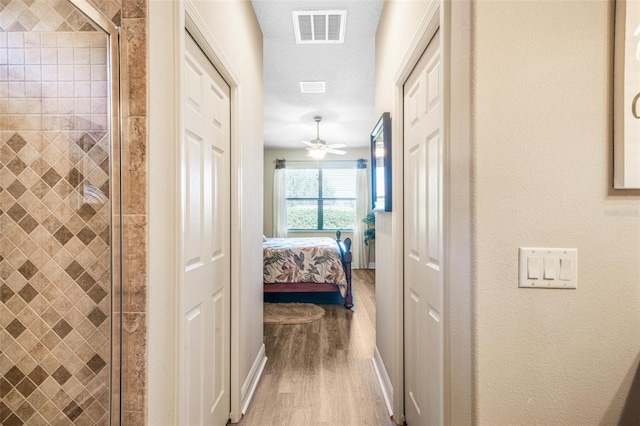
353,158,370,269
272,159,288,238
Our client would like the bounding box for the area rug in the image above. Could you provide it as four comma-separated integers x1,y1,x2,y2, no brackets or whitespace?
263,303,325,325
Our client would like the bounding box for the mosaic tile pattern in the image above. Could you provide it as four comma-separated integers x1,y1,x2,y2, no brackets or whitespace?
0,0,107,32
0,28,112,425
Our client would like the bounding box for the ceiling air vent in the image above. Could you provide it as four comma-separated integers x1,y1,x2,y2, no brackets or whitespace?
292,10,347,44
300,81,326,93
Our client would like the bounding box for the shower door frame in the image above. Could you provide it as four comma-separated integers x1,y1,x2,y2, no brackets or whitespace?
67,1,122,424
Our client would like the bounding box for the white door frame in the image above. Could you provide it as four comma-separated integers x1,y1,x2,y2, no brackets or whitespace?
391,1,474,423
390,1,450,423
177,0,243,422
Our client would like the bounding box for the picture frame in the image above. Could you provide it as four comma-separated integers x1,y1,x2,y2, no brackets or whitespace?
613,0,640,188
371,112,392,211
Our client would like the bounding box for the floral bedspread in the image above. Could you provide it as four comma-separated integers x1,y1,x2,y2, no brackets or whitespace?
263,237,348,297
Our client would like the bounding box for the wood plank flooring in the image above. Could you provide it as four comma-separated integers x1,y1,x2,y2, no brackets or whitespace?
236,270,395,426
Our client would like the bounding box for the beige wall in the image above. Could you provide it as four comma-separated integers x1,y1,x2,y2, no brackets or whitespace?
375,1,432,114
374,1,432,420
148,0,263,423
377,0,640,424
263,147,370,241
474,1,640,423
148,1,175,423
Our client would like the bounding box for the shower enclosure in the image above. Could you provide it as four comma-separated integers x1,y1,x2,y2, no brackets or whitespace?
0,0,121,424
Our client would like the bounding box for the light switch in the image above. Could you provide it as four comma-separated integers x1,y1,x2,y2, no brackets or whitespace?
527,256,540,279
544,256,556,280
519,248,578,289
559,258,572,281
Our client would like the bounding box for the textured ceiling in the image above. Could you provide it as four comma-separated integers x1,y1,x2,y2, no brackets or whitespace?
252,0,384,149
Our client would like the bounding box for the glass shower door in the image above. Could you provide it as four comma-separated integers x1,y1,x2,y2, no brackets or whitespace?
0,0,120,424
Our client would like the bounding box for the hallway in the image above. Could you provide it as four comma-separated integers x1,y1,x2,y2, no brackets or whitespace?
237,270,395,426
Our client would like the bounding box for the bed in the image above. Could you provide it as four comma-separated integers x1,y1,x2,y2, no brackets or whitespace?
263,231,353,309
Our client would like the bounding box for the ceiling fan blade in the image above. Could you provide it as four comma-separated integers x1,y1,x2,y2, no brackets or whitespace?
326,149,347,155
326,143,347,149
301,140,314,147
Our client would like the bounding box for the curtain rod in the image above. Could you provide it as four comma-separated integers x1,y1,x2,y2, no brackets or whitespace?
274,159,367,163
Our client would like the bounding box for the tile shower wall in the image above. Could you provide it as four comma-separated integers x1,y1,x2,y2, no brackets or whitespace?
117,0,148,423
0,0,149,424
0,22,113,426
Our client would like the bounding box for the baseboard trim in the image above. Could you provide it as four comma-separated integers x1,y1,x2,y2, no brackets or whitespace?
240,343,267,415
372,345,393,417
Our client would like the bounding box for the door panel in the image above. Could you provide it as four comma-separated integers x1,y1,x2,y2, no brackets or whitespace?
185,132,204,269
186,306,203,424
212,288,225,408
181,32,231,426
404,29,443,426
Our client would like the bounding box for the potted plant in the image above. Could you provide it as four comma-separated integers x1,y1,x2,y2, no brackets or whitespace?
362,211,375,246
361,211,375,269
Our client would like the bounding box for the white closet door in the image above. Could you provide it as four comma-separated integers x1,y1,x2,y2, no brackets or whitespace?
403,29,444,426
180,32,231,426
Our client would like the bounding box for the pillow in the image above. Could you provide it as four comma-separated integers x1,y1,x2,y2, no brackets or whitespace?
263,235,267,242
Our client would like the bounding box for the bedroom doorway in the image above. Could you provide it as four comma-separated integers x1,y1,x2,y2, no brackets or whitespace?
178,32,232,425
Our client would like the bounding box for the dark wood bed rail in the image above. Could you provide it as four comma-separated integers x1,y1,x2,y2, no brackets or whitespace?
335,230,353,309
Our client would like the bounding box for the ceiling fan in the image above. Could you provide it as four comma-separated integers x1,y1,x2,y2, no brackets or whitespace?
301,116,347,159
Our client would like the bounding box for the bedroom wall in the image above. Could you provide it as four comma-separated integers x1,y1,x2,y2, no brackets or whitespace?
473,1,640,423
148,0,263,423
374,0,431,419
263,147,373,264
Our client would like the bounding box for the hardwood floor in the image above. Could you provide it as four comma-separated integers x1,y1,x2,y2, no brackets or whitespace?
237,269,395,426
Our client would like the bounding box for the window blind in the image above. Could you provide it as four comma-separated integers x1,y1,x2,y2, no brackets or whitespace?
285,167,356,230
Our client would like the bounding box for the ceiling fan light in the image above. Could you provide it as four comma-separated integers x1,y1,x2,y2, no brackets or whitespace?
308,148,326,159
302,116,344,158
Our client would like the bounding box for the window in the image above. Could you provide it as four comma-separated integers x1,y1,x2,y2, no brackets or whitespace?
286,167,356,230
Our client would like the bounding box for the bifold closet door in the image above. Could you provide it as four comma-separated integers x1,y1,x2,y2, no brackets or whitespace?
403,29,444,426
180,32,231,426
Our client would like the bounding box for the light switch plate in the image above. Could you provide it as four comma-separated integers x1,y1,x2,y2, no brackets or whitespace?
519,247,578,289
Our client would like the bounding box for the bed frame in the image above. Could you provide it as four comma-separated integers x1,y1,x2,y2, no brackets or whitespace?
263,230,354,309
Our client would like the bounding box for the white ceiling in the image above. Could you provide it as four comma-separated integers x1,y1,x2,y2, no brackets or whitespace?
251,0,384,149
